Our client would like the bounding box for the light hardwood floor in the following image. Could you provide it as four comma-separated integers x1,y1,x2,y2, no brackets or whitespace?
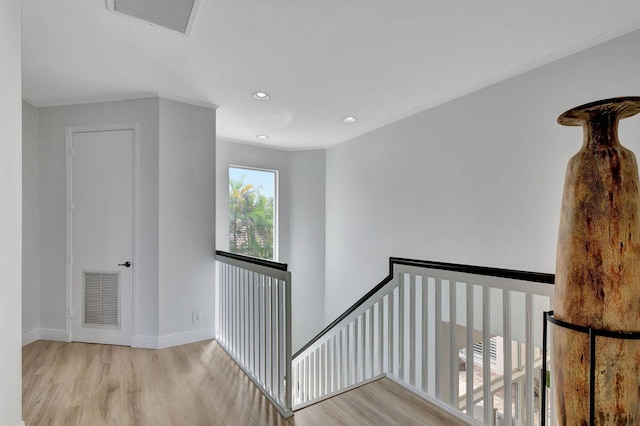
23,339,469,425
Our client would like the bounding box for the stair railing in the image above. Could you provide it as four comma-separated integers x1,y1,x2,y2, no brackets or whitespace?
292,258,556,426
214,250,292,418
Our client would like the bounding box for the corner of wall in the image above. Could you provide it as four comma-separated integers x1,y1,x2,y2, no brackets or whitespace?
22,329,39,346
131,335,160,349
0,1,24,421
22,100,41,338
158,99,216,338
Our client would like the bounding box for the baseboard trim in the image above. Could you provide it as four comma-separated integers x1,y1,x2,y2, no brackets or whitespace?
22,328,39,346
24,328,214,350
23,328,69,346
39,328,69,342
131,335,159,349
132,328,215,349
157,328,215,349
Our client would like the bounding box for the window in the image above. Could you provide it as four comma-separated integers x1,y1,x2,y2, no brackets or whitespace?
228,166,277,260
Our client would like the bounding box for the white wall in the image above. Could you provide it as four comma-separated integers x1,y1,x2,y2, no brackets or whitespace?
158,99,216,341
0,0,23,423
38,98,160,338
289,150,326,351
23,101,39,340
324,28,640,323
34,97,217,348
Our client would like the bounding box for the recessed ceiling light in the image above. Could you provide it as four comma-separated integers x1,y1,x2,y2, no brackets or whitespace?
256,135,269,141
253,91,270,100
343,116,357,123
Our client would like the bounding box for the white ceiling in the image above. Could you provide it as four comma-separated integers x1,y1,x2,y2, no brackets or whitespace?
22,1,640,149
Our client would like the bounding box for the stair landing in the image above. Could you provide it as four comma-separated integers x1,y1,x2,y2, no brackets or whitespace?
293,378,470,425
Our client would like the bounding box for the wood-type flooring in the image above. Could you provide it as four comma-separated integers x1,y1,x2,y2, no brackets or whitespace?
23,339,469,425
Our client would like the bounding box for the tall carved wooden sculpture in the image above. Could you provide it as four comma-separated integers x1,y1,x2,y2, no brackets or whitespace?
554,97,640,425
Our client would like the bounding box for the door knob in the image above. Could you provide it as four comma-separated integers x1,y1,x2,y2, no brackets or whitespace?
118,261,132,268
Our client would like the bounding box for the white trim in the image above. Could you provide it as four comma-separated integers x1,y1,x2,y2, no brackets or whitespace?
161,94,218,110
274,168,279,261
66,123,140,134
65,128,72,341
184,0,202,36
156,328,215,349
216,136,322,152
66,124,139,346
130,329,216,349
22,328,39,346
39,328,69,342
32,93,158,108
132,123,140,339
130,335,160,349
28,94,218,111
23,328,71,346
23,328,214,349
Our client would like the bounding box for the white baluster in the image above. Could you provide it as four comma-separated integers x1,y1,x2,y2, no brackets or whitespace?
465,282,474,419
334,331,340,390
503,290,512,425
482,285,492,425
409,274,416,386
326,338,332,395
271,278,278,395
259,274,265,385
377,300,384,376
435,277,442,399
278,280,284,401
368,306,374,379
525,292,534,424
398,273,405,380
354,317,360,383
450,280,458,406
422,276,429,394
241,269,246,365
341,328,348,388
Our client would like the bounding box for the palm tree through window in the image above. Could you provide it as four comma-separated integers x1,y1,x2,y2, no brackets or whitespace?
228,166,277,260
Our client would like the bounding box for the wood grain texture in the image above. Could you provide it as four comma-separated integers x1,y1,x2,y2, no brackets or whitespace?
554,97,640,425
23,340,468,425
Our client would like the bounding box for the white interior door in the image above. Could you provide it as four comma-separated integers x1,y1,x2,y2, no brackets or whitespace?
70,129,134,346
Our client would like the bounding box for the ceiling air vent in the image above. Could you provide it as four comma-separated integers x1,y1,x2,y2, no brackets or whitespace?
106,0,200,35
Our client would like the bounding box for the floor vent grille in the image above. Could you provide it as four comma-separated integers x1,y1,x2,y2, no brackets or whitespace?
84,271,119,327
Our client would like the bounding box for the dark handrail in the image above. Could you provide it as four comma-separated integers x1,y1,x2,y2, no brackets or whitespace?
293,257,554,358
391,257,555,284
215,250,288,272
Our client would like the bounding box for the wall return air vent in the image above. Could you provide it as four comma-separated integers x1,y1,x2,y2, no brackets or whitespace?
106,0,200,35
